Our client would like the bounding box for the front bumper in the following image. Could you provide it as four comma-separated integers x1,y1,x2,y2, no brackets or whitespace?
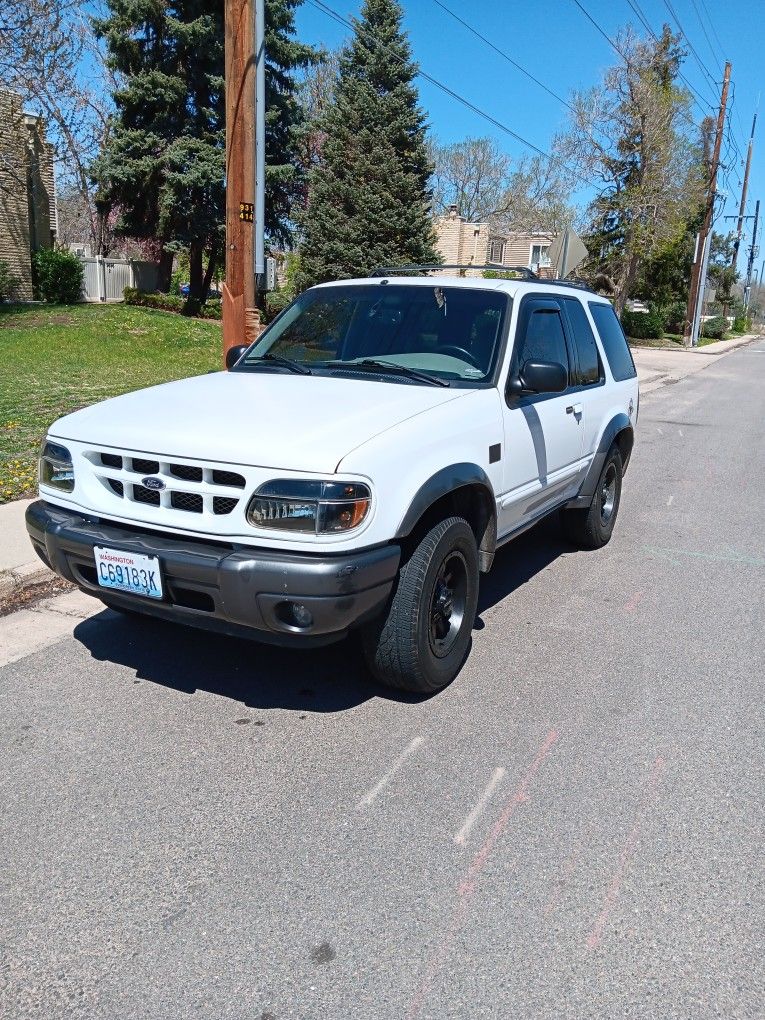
26,500,400,647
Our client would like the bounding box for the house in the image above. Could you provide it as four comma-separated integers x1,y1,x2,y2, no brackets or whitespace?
434,206,557,277
0,91,57,300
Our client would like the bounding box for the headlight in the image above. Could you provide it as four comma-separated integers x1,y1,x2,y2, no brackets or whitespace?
246,479,371,534
39,440,74,492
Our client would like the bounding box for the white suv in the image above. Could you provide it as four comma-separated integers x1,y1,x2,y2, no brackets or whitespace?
27,268,638,693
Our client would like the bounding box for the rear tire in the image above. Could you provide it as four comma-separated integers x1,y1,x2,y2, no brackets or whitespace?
562,446,623,550
362,516,479,694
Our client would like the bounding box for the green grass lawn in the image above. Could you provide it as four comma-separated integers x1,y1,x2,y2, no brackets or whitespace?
0,303,222,503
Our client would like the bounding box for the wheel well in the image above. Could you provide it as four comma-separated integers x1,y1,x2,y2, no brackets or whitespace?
401,483,497,573
613,426,634,471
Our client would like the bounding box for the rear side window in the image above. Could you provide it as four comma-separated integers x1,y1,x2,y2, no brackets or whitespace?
563,298,601,385
589,302,637,381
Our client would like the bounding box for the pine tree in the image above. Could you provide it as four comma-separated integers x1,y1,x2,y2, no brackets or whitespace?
93,1,317,298
298,0,438,288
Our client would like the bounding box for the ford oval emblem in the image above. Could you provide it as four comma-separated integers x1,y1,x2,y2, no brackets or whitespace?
142,476,165,491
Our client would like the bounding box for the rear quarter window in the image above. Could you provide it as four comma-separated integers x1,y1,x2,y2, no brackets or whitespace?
588,302,637,382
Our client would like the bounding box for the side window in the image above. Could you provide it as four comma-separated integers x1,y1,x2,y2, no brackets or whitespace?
513,305,570,380
563,298,602,385
589,302,637,381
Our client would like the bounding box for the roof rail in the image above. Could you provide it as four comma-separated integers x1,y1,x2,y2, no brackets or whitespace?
367,264,539,280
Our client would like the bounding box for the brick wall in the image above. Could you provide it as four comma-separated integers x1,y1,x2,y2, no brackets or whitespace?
0,91,57,300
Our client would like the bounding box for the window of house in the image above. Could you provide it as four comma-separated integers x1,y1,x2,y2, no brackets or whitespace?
530,244,551,270
489,239,505,264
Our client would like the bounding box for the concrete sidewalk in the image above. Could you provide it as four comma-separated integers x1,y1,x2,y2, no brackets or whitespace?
0,332,759,605
632,332,758,393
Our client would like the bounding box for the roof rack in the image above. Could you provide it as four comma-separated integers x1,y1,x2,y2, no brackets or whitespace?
367,264,539,280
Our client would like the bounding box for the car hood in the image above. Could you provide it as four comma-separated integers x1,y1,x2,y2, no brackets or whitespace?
51,370,469,474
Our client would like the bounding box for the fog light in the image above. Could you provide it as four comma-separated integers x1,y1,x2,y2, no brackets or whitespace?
275,600,314,629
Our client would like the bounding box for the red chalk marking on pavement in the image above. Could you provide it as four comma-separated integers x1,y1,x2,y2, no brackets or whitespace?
623,591,643,612
585,755,666,952
406,729,559,1019
542,845,582,917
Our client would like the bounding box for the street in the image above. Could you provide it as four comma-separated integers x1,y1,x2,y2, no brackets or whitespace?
1,343,763,1019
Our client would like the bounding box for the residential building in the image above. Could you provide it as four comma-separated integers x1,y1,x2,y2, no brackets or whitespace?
0,91,57,300
434,206,557,277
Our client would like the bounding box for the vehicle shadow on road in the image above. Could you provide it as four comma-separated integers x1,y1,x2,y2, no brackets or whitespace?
73,610,399,712
72,515,570,713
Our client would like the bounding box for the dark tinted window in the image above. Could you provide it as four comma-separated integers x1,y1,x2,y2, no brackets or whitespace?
564,298,601,385
589,302,636,381
514,306,569,378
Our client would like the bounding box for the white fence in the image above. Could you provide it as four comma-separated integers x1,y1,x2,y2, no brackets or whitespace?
79,257,158,303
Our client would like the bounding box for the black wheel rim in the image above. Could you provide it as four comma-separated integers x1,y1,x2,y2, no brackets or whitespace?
428,551,468,658
600,463,617,525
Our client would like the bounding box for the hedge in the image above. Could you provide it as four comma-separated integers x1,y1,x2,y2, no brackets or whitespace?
123,287,222,319
32,248,84,304
620,308,664,340
700,315,727,340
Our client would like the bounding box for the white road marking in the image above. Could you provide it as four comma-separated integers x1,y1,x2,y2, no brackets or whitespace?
356,736,425,808
667,494,674,506
678,429,684,437
453,767,507,846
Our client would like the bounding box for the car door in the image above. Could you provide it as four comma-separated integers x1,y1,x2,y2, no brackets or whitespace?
499,295,585,535
560,296,607,477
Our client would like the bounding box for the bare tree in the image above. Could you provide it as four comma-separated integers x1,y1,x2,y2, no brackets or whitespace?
558,26,705,312
491,154,575,234
0,0,115,254
429,136,513,221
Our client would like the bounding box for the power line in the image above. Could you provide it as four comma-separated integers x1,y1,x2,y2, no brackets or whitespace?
306,0,592,188
698,0,727,62
431,1,576,114
623,0,715,115
688,0,723,69
661,0,719,95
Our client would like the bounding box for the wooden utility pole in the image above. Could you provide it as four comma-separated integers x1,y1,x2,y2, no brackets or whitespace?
731,112,757,271
744,198,760,310
684,61,731,347
223,0,258,358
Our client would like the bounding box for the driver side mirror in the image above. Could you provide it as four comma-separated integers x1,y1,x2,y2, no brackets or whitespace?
225,344,250,370
507,360,568,397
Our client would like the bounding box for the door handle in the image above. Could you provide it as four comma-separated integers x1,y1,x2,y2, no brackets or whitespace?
566,403,583,416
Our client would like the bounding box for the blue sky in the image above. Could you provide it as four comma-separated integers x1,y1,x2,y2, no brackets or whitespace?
296,0,765,269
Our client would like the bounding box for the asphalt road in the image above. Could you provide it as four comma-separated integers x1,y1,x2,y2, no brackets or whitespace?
1,343,764,1019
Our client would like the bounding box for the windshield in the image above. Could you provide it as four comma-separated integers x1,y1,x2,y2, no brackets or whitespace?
238,284,510,385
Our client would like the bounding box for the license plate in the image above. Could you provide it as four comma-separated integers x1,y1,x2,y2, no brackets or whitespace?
93,546,163,600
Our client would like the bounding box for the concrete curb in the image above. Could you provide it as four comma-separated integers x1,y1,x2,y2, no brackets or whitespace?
630,333,760,357
0,560,53,603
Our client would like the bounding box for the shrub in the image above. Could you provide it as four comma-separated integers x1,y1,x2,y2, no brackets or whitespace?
123,287,222,320
701,315,727,340
655,300,686,334
621,308,664,340
731,314,750,335
0,259,20,301
31,247,84,303
264,289,292,323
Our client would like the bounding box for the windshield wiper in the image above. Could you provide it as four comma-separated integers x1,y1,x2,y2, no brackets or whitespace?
244,354,312,375
354,359,450,387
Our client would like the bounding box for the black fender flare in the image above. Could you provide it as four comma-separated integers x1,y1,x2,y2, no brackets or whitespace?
396,463,498,572
568,413,634,508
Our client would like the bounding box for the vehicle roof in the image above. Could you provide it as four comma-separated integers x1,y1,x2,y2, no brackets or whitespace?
312,274,610,303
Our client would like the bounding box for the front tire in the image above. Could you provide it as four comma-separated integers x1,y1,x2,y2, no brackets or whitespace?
562,445,623,549
362,517,479,694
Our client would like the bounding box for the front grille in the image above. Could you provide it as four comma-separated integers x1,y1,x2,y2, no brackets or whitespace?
133,483,160,506
212,469,246,488
88,446,250,522
171,491,203,514
169,463,203,482
131,457,160,474
213,496,238,515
